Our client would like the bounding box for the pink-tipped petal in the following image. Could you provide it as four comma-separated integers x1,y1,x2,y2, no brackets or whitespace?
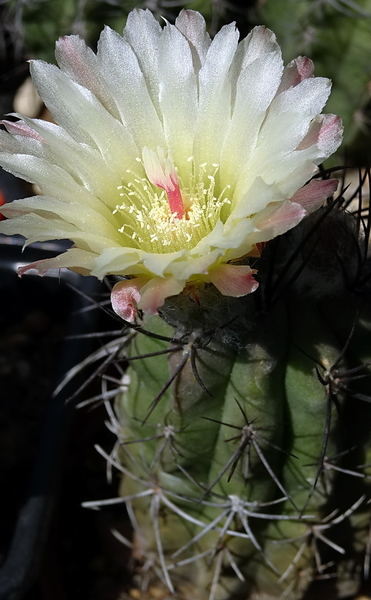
205,264,259,297
294,56,314,80
138,276,184,314
175,9,210,65
297,114,343,152
290,178,338,215
55,35,100,92
253,200,306,239
111,277,149,322
18,248,95,277
278,56,314,93
1,120,44,141
317,114,343,154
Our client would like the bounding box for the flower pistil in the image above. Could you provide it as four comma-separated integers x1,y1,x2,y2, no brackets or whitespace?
142,146,185,218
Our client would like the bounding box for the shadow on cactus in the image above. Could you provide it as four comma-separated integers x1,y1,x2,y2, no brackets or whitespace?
0,7,370,600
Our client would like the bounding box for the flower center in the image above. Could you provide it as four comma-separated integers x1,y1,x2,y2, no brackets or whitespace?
113,147,232,254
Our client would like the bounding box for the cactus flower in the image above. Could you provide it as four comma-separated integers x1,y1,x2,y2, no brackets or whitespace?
0,9,342,316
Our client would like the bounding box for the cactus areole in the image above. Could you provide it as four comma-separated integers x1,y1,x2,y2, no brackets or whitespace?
3,8,371,600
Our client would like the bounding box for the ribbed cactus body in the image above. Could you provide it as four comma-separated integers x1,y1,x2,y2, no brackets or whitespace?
114,266,371,599
245,298,345,599
116,295,371,600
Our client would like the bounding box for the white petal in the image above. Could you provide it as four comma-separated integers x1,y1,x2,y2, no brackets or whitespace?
235,111,328,196
3,196,121,242
229,176,285,222
0,213,111,253
97,26,165,150
231,26,279,75
274,159,319,198
158,21,198,171
189,220,225,254
30,61,140,175
269,76,331,117
142,249,187,277
194,22,239,166
247,79,332,181
220,28,283,186
19,248,97,276
92,248,145,278
175,10,211,68
0,128,44,157
267,138,341,196
6,219,117,255
13,117,123,204
123,9,162,112
55,34,120,119
168,249,221,280
0,153,115,213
